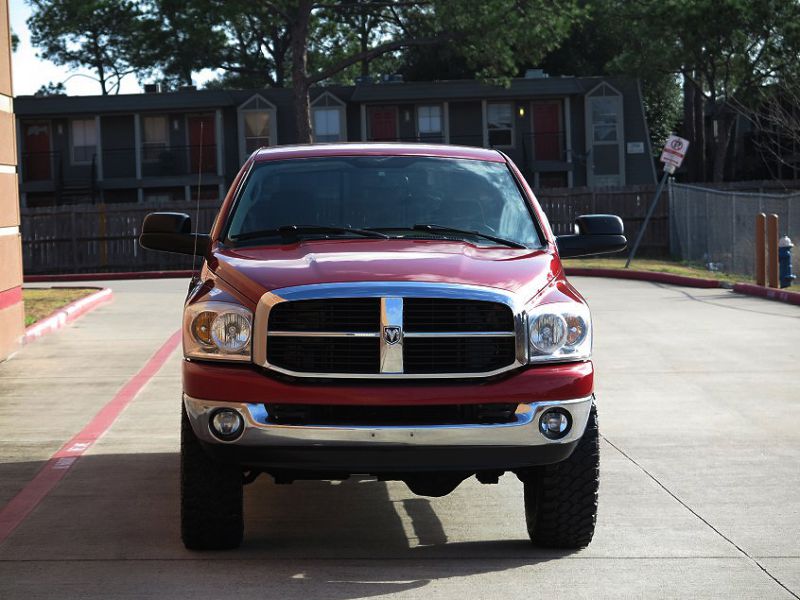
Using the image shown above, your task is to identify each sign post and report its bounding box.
[625,135,689,268]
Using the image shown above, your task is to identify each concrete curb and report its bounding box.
[564,267,723,289]
[24,287,113,344]
[24,271,194,283]
[732,283,800,306]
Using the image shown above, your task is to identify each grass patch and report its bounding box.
[562,257,751,285]
[23,288,98,327]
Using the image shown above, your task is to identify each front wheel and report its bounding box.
[522,403,599,549]
[181,405,244,550]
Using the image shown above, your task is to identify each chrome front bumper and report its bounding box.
[183,394,594,448]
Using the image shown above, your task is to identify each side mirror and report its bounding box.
[556,214,627,259]
[139,212,210,256]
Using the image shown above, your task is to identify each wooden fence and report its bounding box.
[536,184,665,256]
[20,184,666,275]
[22,200,222,274]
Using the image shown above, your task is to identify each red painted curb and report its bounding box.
[564,267,722,289]
[0,330,182,545]
[24,270,194,283]
[732,283,800,306]
[24,287,113,343]
[0,286,22,311]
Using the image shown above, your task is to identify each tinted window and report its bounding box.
[227,156,541,247]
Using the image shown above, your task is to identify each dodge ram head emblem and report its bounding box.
[383,326,402,345]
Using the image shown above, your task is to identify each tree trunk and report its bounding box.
[360,18,369,77]
[681,75,695,179]
[682,74,706,181]
[711,112,735,182]
[692,79,706,181]
[290,1,313,144]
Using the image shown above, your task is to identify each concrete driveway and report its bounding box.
[0,277,798,599]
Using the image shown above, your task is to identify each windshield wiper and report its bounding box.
[231,225,389,243]
[406,224,527,249]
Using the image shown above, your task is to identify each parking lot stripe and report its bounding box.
[0,329,182,546]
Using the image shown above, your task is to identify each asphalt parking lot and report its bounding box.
[0,277,798,599]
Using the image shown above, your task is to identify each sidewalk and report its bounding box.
[0,277,797,599]
[0,279,188,507]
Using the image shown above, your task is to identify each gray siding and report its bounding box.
[15,76,656,205]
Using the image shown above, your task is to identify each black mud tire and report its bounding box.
[523,403,599,549]
[181,405,244,550]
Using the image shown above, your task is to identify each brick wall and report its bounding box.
[0,0,24,360]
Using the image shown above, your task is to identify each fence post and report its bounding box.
[755,213,766,286]
[70,210,78,270]
[767,213,779,288]
[731,193,736,273]
[685,187,691,261]
[99,203,108,269]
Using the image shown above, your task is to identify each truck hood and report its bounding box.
[210,238,559,304]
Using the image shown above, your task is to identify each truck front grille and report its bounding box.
[267,336,380,374]
[265,403,519,426]
[265,294,519,378]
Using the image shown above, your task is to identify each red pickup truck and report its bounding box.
[140,143,626,551]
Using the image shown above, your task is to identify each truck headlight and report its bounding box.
[184,301,252,362]
[527,302,591,363]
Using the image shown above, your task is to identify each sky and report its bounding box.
[8,0,216,96]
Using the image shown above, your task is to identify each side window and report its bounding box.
[313,108,341,143]
[417,105,442,135]
[142,116,168,162]
[487,103,513,147]
[244,111,271,152]
[238,95,277,163]
[71,118,97,164]
[591,98,619,142]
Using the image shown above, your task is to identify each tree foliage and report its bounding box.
[605,0,800,181]
[25,0,800,178]
[132,0,225,88]
[27,0,142,95]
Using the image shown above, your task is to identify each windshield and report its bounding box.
[225,156,542,247]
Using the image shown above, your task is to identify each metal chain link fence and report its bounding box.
[670,182,800,277]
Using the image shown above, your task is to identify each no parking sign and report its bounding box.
[660,135,690,173]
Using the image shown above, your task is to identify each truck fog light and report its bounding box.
[210,409,244,441]
[539,409,571,439]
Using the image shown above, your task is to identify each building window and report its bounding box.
[311,92,346,143]
[586,82,624,187]
[487,103,513,147]
[238,95,277,162]
[313,108,341,142]
[243,111,271,152]
[418,105,442,135]
[71,118,97,164]
[591,97,619,142]
[142,116,168,162]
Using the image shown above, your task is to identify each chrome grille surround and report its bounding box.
[253,282,528,379]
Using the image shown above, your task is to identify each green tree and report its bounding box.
[132,0,225,89]
[34,81,66,96]
[27,0,142,95]
[541,2,681,159]
[277,0,581,143]
[608,0,800,182]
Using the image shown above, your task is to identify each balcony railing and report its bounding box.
[105,145,218,178]
[21,145,218,184]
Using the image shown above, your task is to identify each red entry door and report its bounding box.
[368,107,398,141]
[24,122,52,180]
[532,102,562,161]
[188,115,216,173]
